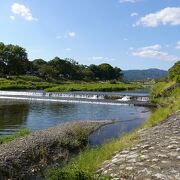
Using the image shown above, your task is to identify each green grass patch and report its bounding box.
[45,82,141,92]
[0,76,56,90]
[149,81,175,101]
[0,128,31,144]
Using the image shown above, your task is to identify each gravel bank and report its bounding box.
[0,120,113,179]
[98,111,180,179]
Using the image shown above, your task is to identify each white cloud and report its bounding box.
[10,15,15,20]
[68,32,76,37]
[89,56,115,61]
[56,32,76,39]
[64,48,72,51]
[119,0,136,3]
[176,41,180,49]
[141,44,161,50]
[91,56,104,60]
[134,7,180,27]
[124,38,128,41]
[11,3,37,21]
[132,44,178,61]
[131,12,138,17]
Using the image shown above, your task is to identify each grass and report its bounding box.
[45,82,180,180]
[149,81,176,101]
[46,130,138,180]
[0,76,141,92]
[45,82,141,92]
[0,76,56,90]
[0,128,31,144]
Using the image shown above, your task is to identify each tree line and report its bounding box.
[0,42,122,81]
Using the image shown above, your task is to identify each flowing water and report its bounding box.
[0,89,150,145]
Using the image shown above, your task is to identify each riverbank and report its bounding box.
[98,110,180,179]
[0,120,113,179]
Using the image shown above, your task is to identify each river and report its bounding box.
[0,89,151,145]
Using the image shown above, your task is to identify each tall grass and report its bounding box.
[45,83,141,92]
[46,131,138,180]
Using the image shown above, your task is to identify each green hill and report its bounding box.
[123,69,168,81]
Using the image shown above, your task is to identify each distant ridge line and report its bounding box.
[123,68,168,81]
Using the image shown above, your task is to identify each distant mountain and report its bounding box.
[122,68,168,81]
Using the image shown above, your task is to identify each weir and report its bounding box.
[0,90,151,106]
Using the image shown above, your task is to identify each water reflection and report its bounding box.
[89,118,144,146]
[0,100,29,135]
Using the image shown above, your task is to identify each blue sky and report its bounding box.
[0,0,180,70]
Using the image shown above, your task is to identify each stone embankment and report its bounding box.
[98,111,180,179]
[0,120,113,179]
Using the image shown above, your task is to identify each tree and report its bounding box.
[48,57,75,79]
[89,64,101,80]
[0,43,7,75]
[0,43,29,75]
[168,61,180,82]
[31,59,47,75]
[39,64,58,79]
[0,42,124,81]
[113,67,123,80]
[32,59,47,69]
[98,63,122,80]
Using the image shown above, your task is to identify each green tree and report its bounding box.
[0,42,7,75]
[32,59,47,69]
[48,57,75,79]
[0,42,29,75]
[168,61,180,82]
[98,63,122,80]
[39,64,58,79]
[31,59,47,75]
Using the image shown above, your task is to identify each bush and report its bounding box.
[46,168,97,180]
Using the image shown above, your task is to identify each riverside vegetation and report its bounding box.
[0,76,56,90]
[45,61,180,180]
[0,42,122,81]
[0,76,141,92]
[0,42,142,92]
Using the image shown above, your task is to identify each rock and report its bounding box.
[153,173,168,180]
[99,112,180,179]
[158,154,168,158]
[152,158,159,162]
[140,155,149,160]
[167,145,178,149]
[125,167,133,171]
[177,156,180,160]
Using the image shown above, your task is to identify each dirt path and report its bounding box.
[98,111,180,180]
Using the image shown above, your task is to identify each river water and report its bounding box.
[0,89,150,145]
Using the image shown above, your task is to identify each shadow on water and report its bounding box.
[0,101,29,135]
[89,117,146,147]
